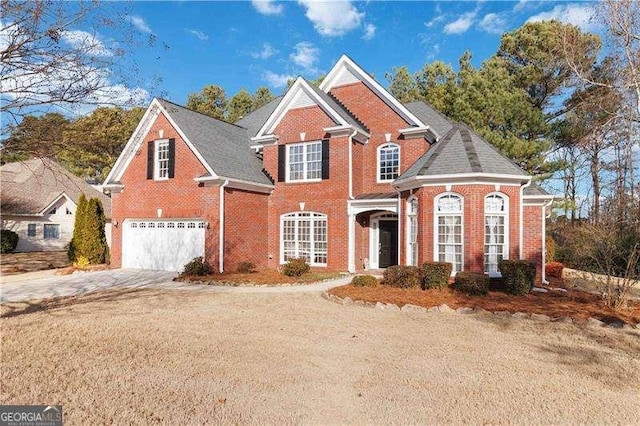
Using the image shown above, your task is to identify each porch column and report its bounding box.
[348,210,356,273]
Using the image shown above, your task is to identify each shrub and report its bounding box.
[237,261,257,273]
[499,260,536,295]
[545,236,556,263]
[420,262,452,290]
[545,261,564,278]
[351,275,378,287]
[68,195,108,264]
[0,229,19,253]
[182,256,213,276]
[454,271,489,296]
[382,265,421,289]
[74,256,90,268]
[281,258,310,277]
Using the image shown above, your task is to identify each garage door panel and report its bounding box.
[122,220,205,272]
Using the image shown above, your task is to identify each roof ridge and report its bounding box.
[324,90,369,132]
[459,127,483,173]
[157,98,248,130]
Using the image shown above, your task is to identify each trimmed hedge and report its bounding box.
[454,271,489,296]
[420,262,452,290]
[382,265,421,288]
[182,256,213,276]
[352,275,378,287]
[281,258,310,277]
[499,260,536,295]
[0,229,19,253]
[545,261,564,278]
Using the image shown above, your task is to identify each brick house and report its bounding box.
[104,55,553,280]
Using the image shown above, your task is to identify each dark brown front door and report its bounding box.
[379,220,398,268]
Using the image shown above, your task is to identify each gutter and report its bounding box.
[219,179,229,273]
[541,198,554,285]
[348,128,357,200]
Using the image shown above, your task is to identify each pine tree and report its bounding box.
[83,198,108,264]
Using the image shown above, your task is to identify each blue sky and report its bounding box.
[76,1,601,107]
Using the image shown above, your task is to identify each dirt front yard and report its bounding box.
[0,251,69,275]
[2,289,639,424]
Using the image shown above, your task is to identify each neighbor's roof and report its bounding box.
[157,99,273,186]
[403,100,454,139]
[0,158,112,217]
[399,123,528,179]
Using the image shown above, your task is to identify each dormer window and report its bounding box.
[378,143,400,182]
[147,139,175,181]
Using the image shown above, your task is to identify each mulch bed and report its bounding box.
[175,269,343,285]
[329,281,640,325]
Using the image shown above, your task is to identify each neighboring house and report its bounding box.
[0,159,112,252]
[104,55,553,280]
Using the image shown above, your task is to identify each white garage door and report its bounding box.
[122,219,206,272]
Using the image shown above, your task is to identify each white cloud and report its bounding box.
[362,23,376,40]
[290,42,319,72]
[298,0,364,36]
[186,29,209,41]
[526,3,597,31]
[251,42,277,59]
[479,13,508,34]
[126,15,152,34]
[444,10,477,34]
[263,71,292,88]
[61,30,112,57]
[425,15,446,28]
[252,0,284,16]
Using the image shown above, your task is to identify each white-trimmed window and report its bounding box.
[281,212,327,266]
[43,224,60,240]
[378,143,400,182]
[155,139,170,180]
[435,193,463,274]
[27,223,36,237]
[484,193,509,274]
[287,141,322,182]
[406,197,418,266]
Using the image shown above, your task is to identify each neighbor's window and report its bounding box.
[484,194,509,274]
[435,194,463,274]
[406,197,418,266]
[378,143,400,182]
[43,224,60,240]
[27,223,36,237]
[155,140,170,179]
[287,141,322,182]
[281,212,327,266]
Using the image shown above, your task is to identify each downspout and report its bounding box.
[519,179,532,260]
[395,186,402,267]
[219,179,229,273]
[348,128,357,200]
[347,128,357,272]
[541,198,553,285]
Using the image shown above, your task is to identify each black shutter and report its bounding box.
[321,139,330,180]
[277,145,286,182]
[168,138,175,178]
[146,141,154,180]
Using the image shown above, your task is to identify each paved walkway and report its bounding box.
[0,269,353,303]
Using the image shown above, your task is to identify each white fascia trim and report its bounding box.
[399,125,439,141]
[394,173,530,190]
[324,125,370,143]
[523,194,557,201]
[38,192,69,215]
[103,183,124,193]
[194,176,273,193]
[255,77,348,138]
[250,134,278,150]
[320,55,426,128]
[348,198,399,215]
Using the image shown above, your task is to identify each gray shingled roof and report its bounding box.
[235,96,282,138]
[523,184,551,196]
[403,100,454,139]
[0,158,112,218]
[157,99,272,186]
[399,123,528,179]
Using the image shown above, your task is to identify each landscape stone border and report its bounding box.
[321,291,640,331]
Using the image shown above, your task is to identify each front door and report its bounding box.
[378,220,398,268]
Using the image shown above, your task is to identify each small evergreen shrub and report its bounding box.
[281,258,310,277]
[0,229,19,253]
[237,261,257,273]
[545,236,556,263]
[382,265,421,289]
[499,260,536,295]
[420,262,452,290]
[182,256,213,276]
[545,261,564,278]
[352,275,378,287]
[74,256,90,268]
[454,271,489,296]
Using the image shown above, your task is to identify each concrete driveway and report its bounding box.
[0,269,353,303]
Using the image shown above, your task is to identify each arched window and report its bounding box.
[434,194,463,273]
[281,212,328,266]
[484,193,509,274]
[378,143,400,182]
[406,197,418,266]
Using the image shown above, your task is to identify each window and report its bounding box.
[406,197,418,266]
[155,140,170,179]
[66,208,72,215]
[484,194,509,274]
[43,224,60,240]
[378,143,400,182]
[49,207,57,215]
[435,194,463,274]
[287,141,322,182]
[281,212,328,266]
[27,223,36,237]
